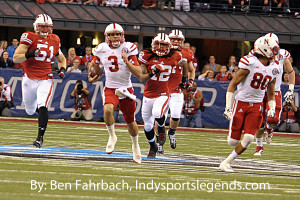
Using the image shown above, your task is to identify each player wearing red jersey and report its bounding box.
[138,33,184,158]
[220,36,279,172]
[13,14,66,148]
[88,23,142,164]
[161,29,195,153]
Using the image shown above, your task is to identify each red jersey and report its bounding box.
[168,48,194,93]
[184,90,203,114]
[20,32,60,80]
[215,73,229,81]
[81,55,95,65]
[74,89,91,111]
[66,56,81,66]
[139,50,182,98]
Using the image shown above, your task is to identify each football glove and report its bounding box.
[179,76,188,89]
[267,100,276,118]
[186,79,194,92]
[25,48,40,59]
[223,108,233,120]
[58,67,66,78]
[284,89,293,103]
[148,64,164,77]
[267,108,276,118]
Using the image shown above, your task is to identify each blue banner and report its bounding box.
[0,69,298,128]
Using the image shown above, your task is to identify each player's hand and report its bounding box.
[186,79,193,92]
[121,49,128,63]
[148,64,164,77]
[223,108,233,120]
[58,67,66,79]
[284,90,293,103]
[88,72,99,83]
[25,48,41,59]
[267,108,276,118]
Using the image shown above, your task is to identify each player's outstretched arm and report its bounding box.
[284,58,295,85]
[13,44,30,63]
[267,78,276,118]
[56,49,67,78]
[138,63,157,83]
[224,68,249,120]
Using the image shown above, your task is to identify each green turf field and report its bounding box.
[0,119,299,200]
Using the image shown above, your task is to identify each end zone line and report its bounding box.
[1,117,300,138]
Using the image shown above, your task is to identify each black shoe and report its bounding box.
[147,143,158,158]
[168,133,176,149]
[33,136,43,148]
[157,126,166,145]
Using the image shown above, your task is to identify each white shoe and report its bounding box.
[265,131,273,144]
[219,161,234,172]
[106,136,117,154]
[132,144,142,164]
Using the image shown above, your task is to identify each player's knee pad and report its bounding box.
[241,134,254,149]
[171,118,179,122]
[26,109,36,115]
[144,124,154,132]
[227,137,239,146]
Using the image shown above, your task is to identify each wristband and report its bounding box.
[289,84,294,91]
[148,71,154,78]
[226,91,234,109]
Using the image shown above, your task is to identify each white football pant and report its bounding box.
[22,75,53,115]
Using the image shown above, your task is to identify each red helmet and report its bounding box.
[151,33,171,56]
[169,29,185,49]
[33,14,53,38]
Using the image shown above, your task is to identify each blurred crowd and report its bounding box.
[2,36,300,86]
[20,0,300,17]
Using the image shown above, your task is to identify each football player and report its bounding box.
[138,33,185,158]
[253,33,295,156]
[87,23,142,164]
[220,36,279,172]
[13,14,66,148]
[160,29,195,153]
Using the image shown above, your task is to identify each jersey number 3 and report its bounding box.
[250,72,272,90]
[108,56,119,72]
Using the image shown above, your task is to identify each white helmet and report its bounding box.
[254,36,274,59]
[104,23,124,48]
[151,33,171,56]
[33,14,53,38]
[168,29,185,49]
[265,33,279,45]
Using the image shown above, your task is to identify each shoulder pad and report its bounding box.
[94,43,105,53]
[279,49,290,59]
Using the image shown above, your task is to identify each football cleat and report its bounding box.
[254,146,263,156]
[157,126,166,145]
[265,130,273,144]
[157,143,164,154]
[219,161,234,172]
[147,143,158,158]
[33,136,43,148]
[168,133,176,149]
[106,136,117,154]
[132,143,142,164]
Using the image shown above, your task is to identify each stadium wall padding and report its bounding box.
[1,68,295,128]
